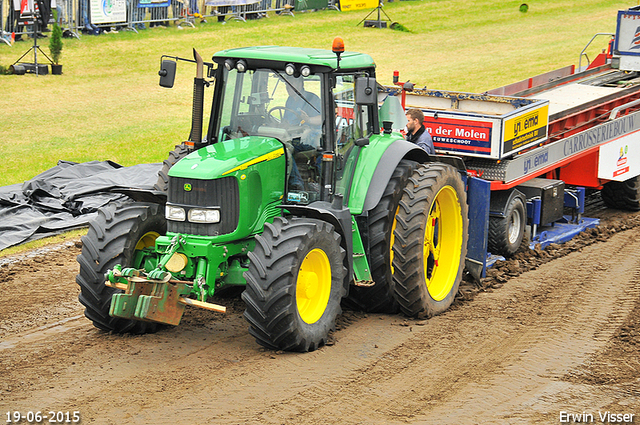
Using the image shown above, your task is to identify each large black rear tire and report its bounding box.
[242,217,347,352]
[601,176,640,211]
[154,142,191,192]
[344,160,417,313]
[392,163,468,318]
[76,201,166,333]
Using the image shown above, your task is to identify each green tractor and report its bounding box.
[76,39,469,351]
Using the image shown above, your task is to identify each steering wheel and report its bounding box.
[267,106,304,126]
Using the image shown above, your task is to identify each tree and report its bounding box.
[49,23,63,65]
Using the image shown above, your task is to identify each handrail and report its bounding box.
[609,98,640,120]
[578,33,615,71]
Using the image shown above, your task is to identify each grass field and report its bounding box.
[0,0,632,187]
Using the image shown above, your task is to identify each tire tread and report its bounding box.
[76,201,166,334]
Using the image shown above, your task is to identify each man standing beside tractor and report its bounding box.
[405,108,434,154]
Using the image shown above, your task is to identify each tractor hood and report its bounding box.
[168,137,285,180]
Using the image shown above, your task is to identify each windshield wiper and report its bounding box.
[274,70,321,115]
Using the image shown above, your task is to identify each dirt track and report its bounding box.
[1,198,639,425]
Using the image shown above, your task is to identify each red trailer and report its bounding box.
[383,6,640,276]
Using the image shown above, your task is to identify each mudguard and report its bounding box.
[489,188,526,218]
[361,139,430,213]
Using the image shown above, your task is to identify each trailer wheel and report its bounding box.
[242,217,347,352]
[154,142,191,192]
[488,195,526,257]
[601,176,640,211]
[392,163,468,318]
[76,201,166,333]
[344,159,417,313]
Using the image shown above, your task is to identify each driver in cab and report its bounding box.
[280,75,323,191]
[282,76,322,130]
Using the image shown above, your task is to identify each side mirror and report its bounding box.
[354,76,377,105]
[159,59,177,88]
[355,137,370,147]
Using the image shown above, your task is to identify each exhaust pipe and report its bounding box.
[188,48,205,149]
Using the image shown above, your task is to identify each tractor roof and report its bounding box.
[212,46,376,71]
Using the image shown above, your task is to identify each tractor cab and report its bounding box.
[208,46,380,206]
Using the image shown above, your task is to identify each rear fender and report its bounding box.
[356,139,467,215]
[360,139,429,213]
[489,189,526,218]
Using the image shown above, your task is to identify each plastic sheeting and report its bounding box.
[0,160,161,251]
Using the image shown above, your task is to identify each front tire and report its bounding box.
[242,217,347,352]
[76,201,166,333]
[392,163,468,318]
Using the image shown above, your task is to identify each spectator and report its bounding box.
[79,0,99,33]
[133,0,146,29]
[216,6,228,22]
[56,0,69,27]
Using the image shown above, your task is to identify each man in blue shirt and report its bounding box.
[282,76,322,130]
[405,108,434,155]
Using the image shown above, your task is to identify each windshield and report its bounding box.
[217,68,323,145]
[217,68,325,204]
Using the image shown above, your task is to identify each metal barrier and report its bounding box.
[1,0,305,44]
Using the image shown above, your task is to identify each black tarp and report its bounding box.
[0,160,161,251]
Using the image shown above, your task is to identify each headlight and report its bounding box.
[166,205,186,221]
[188,208,221,223]
[285,63,296,76]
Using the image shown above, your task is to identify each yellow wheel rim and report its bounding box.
[296,248,332,324]
[135,231,160,251]
[390,206,400,274]
[423,186,464,301]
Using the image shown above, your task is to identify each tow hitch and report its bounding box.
[106,265,226,326]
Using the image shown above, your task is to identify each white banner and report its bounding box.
[598,134,640,181]
[90,0,127,24]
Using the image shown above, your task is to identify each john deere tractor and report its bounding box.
[76,39,469,352]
